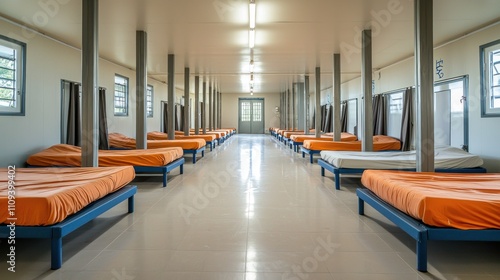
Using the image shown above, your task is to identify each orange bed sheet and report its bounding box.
[109,133,205,150]
[291,132,357,143]
[148,131,216,142]
[27,144,183,167]
[361,170,500,229]
[282,130,317,138]
[303,135,400,151]
[0,166,135,226]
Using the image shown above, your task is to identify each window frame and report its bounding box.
[146,84,154,118]
[113,74,129,116]
[0,34,26,116]
[480,39,500,117]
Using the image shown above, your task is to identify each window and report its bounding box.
[252,102,262,121]
[241,102,251,121]
[0,35,26,115]
[480,39,500,117]
[114,74,128,116]
[386,92,403,138]
[147,84,153,118]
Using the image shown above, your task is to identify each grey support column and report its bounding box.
[136,31,147,149]
[304,76,309,135]
[218,91,222,129]
[202,81,207,134]
[214,88,218,129]
[361,30,373,151]
[315,67,321,138]
[212,87,216,130]
[184,67,190,136]
[280,91,284,129]
[194,76,200,135]
[415,0,434,172]
[167,54,175,140]
[332,53,341,141]
[81,0,99,167]
[291,85,295,130]
[209,83,213,131]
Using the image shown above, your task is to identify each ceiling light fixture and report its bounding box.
[249,1,256,29]
[249,60,254,72]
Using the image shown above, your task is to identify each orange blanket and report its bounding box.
[291,132,357,143]
[109,133,205,150]
[361,170,500,229]
[303,135,400,151]
[148,131,216,142]
[27,144,183,167]
[0,166,135,226]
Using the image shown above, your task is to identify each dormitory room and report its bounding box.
[1,0,500,279]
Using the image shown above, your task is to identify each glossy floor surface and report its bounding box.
[1,135,500,280]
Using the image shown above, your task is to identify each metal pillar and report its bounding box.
[212,87,216,130]
[136,31,147,149]
[184,67,190,136]
[202,81,207,134]
[315,67,321,138]
[291,84,295,130]
[332,53,341,141]
[194,76,200,135]
[167,54,175,140]
[209,83,213,131]
[415,0,434,172]
[81,0,99,167]
[218,91,222,129]
[304,76,310,135]
[361,30,373,151]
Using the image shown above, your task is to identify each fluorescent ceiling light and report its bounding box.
[249,2,256,29]
[249,29,255,48]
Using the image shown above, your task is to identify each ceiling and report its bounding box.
[1,0,499,94]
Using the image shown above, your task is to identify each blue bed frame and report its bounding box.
[300,146,321,163]
[183,146,205,164]
[318,158,487,190]
[134,157,184,187]
[357,188,500,272]
[0,185,137,270]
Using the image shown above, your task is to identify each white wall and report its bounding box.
[341,23,500,172]
[221,92,281,132]
[0,19,166,167]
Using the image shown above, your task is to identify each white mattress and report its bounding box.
[320,146,483,169]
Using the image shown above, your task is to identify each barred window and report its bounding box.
[0,35,26,115]
[480,39,500,117]
[147,85,153,118]
[114,74,128,116]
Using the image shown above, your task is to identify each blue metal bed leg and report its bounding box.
[163,171,167,187]
[202,150,205,157]
[309,154,313,164]
[321,167,325,177]
[358,197,365,215]
[180,163,184,174]
[210,143,213,151]
[334,169,340,190]
[192,153,196,164]
[51,237,63,270]
[416,233,428,272]
[128,195,135,213]
[302,151,305,158]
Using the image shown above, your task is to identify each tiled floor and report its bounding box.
[2,134,500,280]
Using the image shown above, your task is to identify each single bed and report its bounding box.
[300,135,402,163]
[147,131,216,151]
[109,132,205,164]
[319,146,486,189]
[289,132,357,152]
[357,170,500,272]
[26,144,184,187]
[0,166,137,269]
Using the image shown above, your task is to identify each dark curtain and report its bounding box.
[163,102,169,133]
[341,102,348,132]
[66,82,81,146]
[175,104,184,131]
[98,88,109,150]
[320,105,326,132]
[323,105,332,132]
[372,94,387,135]
[400,88,413,151]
